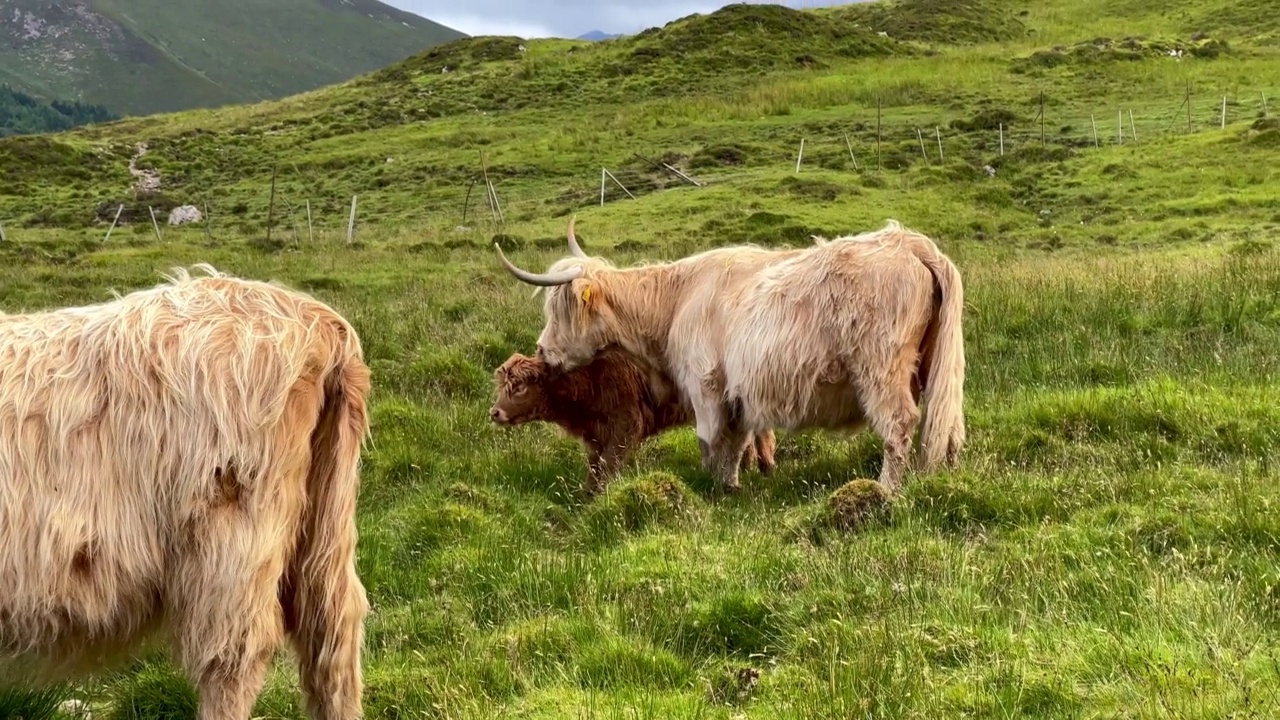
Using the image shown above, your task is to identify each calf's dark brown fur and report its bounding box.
[491,348,777,495]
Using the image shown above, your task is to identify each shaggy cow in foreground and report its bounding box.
[494,217,966,495]
[490,349,777,494]
[0,265,371,720]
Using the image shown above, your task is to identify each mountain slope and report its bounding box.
[0,0,465,117]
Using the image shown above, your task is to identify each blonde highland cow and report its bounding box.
[495,218,966,495]
[0,265,371,720]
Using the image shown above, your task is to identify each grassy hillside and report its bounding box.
[0,0,464,117]
[1,0,1280,718]
[0,0,1274,250]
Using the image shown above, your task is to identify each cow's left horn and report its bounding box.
[567,216,587,258]
[494,244,584,286]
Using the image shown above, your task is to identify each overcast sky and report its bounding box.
[385,1,864,41]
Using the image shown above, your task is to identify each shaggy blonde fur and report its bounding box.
[0,264,372,720]
[497,219,965,494]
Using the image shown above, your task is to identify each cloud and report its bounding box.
[386,1,861,40]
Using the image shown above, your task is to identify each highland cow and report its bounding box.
[0,265,371,720]
[494,217,966,495]
[491,348,776,494]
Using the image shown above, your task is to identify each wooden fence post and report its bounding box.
[843,132,859,170]
[266,163,278,244]
[876,96,882,171]
[148,206,162,242]
[103,204,123,243]
[347,194,357,244]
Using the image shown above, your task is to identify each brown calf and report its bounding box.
[491,348,776,495]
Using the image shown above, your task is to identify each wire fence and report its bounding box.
[378,85,1275,233]
[2,85,1273,242]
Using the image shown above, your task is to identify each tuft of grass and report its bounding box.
[0,685,78,720]
[105,663,198,720]
[579,472,705,545]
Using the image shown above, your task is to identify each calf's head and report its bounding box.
[494,217,620,371]
[490,353,552,425]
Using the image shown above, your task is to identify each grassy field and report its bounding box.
[2,0,1280,718]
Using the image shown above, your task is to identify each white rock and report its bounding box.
[60,699,92,718]
[167,205,203,226]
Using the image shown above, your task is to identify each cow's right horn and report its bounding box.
[567,216,587,258]
[494,244,584,286]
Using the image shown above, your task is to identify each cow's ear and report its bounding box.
[573,278,602,311]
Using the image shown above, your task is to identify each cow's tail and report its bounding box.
[288,320,372,718]
[911,234,966,472]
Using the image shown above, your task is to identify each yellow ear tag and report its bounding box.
[580,285,592,304]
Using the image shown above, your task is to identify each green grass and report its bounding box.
[0,0,464,117]
[1,222,1277,719]
[2,0,1280,716]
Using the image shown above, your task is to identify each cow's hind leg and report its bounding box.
[178,378,323,719]
[754,430,778,476]
[860,371,921,495]
[734,431,775,476]
[169,485,299,720]
[740,437,759,472]
[191,640,278,720]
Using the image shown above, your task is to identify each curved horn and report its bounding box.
[494,244,584,286]
[566,215,587,258]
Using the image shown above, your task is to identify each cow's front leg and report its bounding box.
[693,402,723,472]
[582,438,609,496]
[693,396,751,493]
[712,397,753,492]
[711,429,752,492]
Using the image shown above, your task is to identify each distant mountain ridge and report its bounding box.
[577,30,624,41]
[0,0,465,118]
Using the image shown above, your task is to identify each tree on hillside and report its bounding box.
[0,86,117,137]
